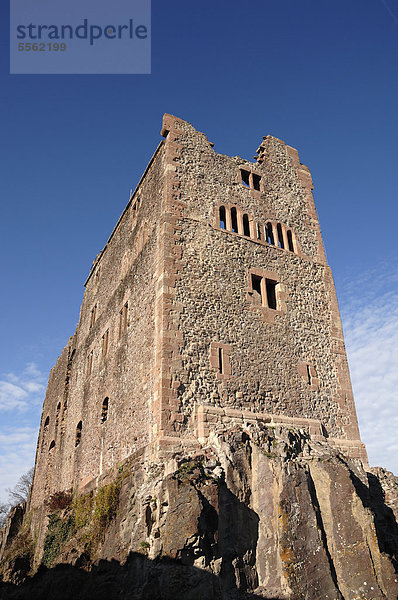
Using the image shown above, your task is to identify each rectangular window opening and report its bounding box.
[251,274,263,306]
[241,169,250,188]
[266,279,277,310]
[252,173,261,191]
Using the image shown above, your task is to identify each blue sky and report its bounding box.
[1,0,398,500]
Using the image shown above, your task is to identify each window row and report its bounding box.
[46,397,110,453]
[218,205,296,253]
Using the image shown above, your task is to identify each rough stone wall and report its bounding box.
[158,115,362,451]
[30,113,366,517]
[30,142,166,510]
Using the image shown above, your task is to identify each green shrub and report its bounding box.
[72,492,93,530]
[42,513,75,567]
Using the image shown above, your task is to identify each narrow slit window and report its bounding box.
[241,169,250,188]
[277,223,285,249]
[266,279,277,310]
[75,421,82,447]
[252,173,261,191]
[243,214,250,237]
[266,222,275,245]
[287,230,294,252]
[231,207,239,233]
[87,351,93,376]
[49,440,55,451]
[256,223,262,240]
[306,365,312,386]
[101,397,109,423]
[251,274,263,306]
[55,402,61,427]
[102,329,109,358]
[119,302,128,336]
[218,347,223,375]
[219,206,226,229]
[44,416,49,429]
[89,304,97,329]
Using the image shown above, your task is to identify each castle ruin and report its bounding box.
[29,113,367,510]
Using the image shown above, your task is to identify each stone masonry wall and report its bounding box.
[30,142,166,510]
[158,115,362,450]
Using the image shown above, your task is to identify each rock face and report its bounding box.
[0,424,397,599]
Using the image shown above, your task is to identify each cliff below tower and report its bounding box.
[1,423,397,599]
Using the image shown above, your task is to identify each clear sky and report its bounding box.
[1,0,398,501]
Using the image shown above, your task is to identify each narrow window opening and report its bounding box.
[95,266,101,282]
[49,440,55,451]
[87,351,93,376]
[218,347,223,375]
[243,214,250,237]
[219,206,226,229]
[306,365,312,386]
[266,279,277,310]
[241,169,250,188]
[251,274,263,306]
[102,329,109,358]
[119,302,128,336]
[266,222,275,245]
[89,304,97,329]
[256,223,262,240]
[252,173,261,191]
[55,403,61,427]
[277,223,285,249]
[287,230,294,252]
[75,421,82,447]
[230,207,238,233]
[44,416,49,429]
[101,397,109,424]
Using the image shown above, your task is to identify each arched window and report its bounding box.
[230,207,238,233]
[49,440,55,451]
[287,230,294,252]
[75,421,82,447]
[101,397,109,424]
[243,214,250,237]
[277,223,285,249]
[266,222,274,245]
[44,416,49,429]
[219,206,226,229]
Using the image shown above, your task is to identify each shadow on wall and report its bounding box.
[0,551,283,600]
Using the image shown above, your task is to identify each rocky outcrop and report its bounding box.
[0,424,397,599]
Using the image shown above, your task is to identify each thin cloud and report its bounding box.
[340,265,398,475]
[0,362,45,411]
[0,426,37,503]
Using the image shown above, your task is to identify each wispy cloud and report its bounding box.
[0,426,37,503]
[340,265,398,475]
[0,363,44,502]
[0,362,45,411]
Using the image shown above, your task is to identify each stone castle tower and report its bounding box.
[29,114,367,511]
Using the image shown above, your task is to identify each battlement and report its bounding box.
[29,115,366,510]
